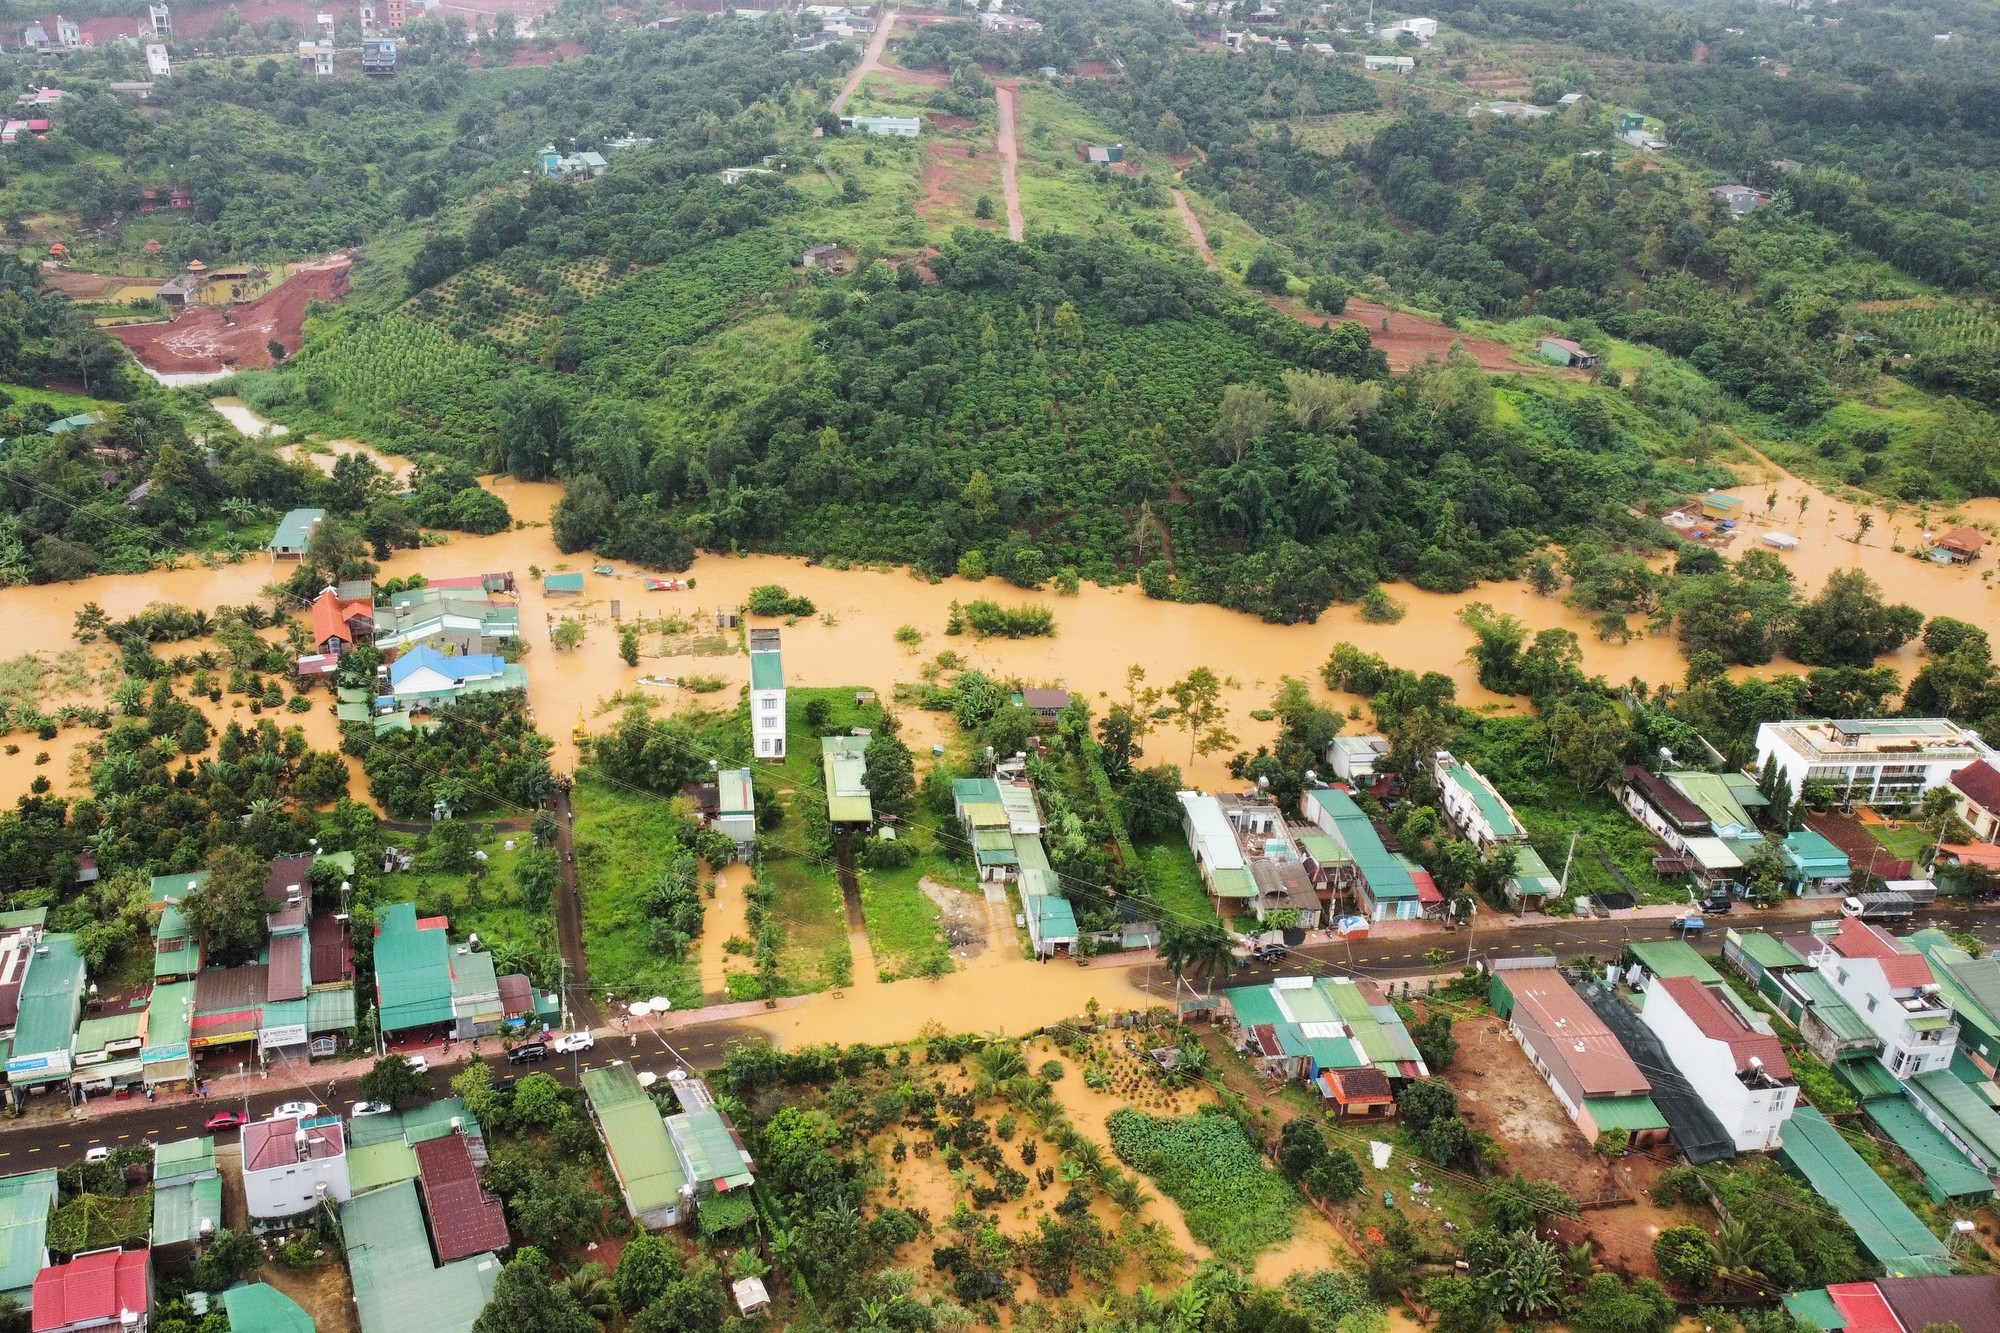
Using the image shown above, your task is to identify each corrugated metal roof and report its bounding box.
[10,934,83,1073]
[582,1063,687,1218]
[414,1134,510,1262]
[0,1169,56,1300]
[1909,1071,2000,1168]
[1582,1095,1669,1132]
[1628,938,1724,985]
[1792,970,1875,1044]
[748,645,783,689]
[152,1173,223,1246]
[153,1135,215,1186]
[307,987,356,1033]
[1862,1096,1995,1201]
[347,1141,420,1195]
[1303,789,1415,900]
[1732,930,1809,972]
[145,980,193,1055]
[270,508,325,550]
[1777,1108,1955,1276]
[343,1179,500,1333]
[374,903,455,1032]
[153,903,200,978]
[222,1282,316,1333]
[669,1105,752,1189]
[1669,772,1760,832]
[1442,759,1520,837]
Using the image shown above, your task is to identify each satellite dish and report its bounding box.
[648,996,672,1012]
[628,1001,652,1017]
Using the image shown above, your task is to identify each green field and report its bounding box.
[570,773,702,1008]
[1139,838,1220,930]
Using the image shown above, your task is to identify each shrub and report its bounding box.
[746,585,815,617]
[961,599,1055,638]
[1106,1108,1296,1263]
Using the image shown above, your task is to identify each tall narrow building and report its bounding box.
[749,628,785,761]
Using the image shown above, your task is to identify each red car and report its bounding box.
[205,1111,247,1132]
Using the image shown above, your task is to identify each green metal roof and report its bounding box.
[1861,1096,1996,1202]
[1785,829,1851,878]
[1028,894,1078,940]
[1784,1288,1845,1332]
[152,1174,223,1247]
[307,987,357,1033]
[1510,844,1562,897]
[1013,835,1052,878]
[749,646,782,689]
[149,871,206,906]
[373,903,455,1032]
[582,1063,687,1219]
[1627,938,1723,985]
[668,1105,752,1190]
[541,571,584,592]
[1834,1052,1902,1101]
[1582,1095,1669,1132]
[10,934,83,1081]
[346,1098,482,1148]
[346,1141,420,1195]
[1910,1070,2000,1169]
[343,1180,500,1333]
[153,903,200,978]
[1208,865,1255,899]
[1304,789,1415,900]
[270,508,326,550]
[145,980,193,1057]
[0,1170,57,1303]
[820,736,873,823]
[74,1009,144,1056]
[1442,759,1520,837]
[222,1283,317,1333]
[1793,970,1876,1045]
[1296,832,1347,866]
[1776,1108,1955,1277]
[153,1136,215,1186]
[1668,771,1760,831]
[1223,985,1283,1029]
[1910,929,2000,1041]
[1730,930,1809,972]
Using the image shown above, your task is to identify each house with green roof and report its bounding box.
[70,1008,146,1094]
[668,1104,754,1195]
[143,980,194,1089]
[748,627,785,761]
[343,1179,501,1333]
[820,735,873,827]
[1505,845,1564,911]
[1784,828,1852,894]
[221,1283,316,1333]
[152,903,201,981]
[581,1063,688,1229]
[152,1137,222,1268]
[149,871,206,909]
[953,777,1021,881]
[0,1169,57,1313]
[1432,751,1523,850]
[346,1098,484,1195]
[1011,836,1078,958]
[373,904,455,1036]
[1778,1108,1955,1276]
[1908,927,2000,1077]
[269,508,326,557]
[1220,975,1429,1102]
[1905,1069,2000,1178]
[1299,788,1425,921]
[5,934,84,1097]
[1177,791,1254,910]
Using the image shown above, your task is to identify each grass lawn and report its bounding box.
[858,827,969,978]
[1138,838,1219,929]
[375,828,555,972]
[570,773,702,1009]
[761,852,849,993]
[1865,819,1934,865]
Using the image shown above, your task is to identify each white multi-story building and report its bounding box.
[1755,718,1994,810]
[1642,975,1798,1152]
[1378,16,1437,41]
[242,1115,350,1219]
[144,43,170,77]
[748,629,785,760]
[1809,918,1958,1079]
[1432,751,1524,849]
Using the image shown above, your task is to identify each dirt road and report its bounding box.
[1172,189,1218,271]
[550,784,602,1029]
[994,81,1026,242]
[831,12,895,114]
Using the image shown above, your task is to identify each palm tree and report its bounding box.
[1159,921,1237,995]
[971,1040,1027,1099]
[729,1249,770,1281]
[561,1263,615,1324]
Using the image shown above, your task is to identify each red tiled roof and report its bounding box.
[1411,869,1443,905]
[267,933,306,1003]
[1021,688,1070,710]
[1504,973,1651,1097]
[31,1247,151,1333]
[413,1134,511,1262]
[310,587,371,647]
[1828,917,1934,989]
[1951,759,2000,815]
[1322,1066,1393,1105]
[243,1117,344,1172]
[1942,842,2000,870]
[1655,975,1792,1080]
[1937,526,1987,555]
[414,916,450,933]
[309,914,351,986]
[1827,1282,1905,1333]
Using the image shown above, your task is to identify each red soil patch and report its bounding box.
[1272,295,1524,374]
[466,39,583,67]
[928,113,979,132]
[1071,60,1113,78]
[874,63,950,87]
[917,141,998,227]
[111,257,350,375]
[40,268,148,301]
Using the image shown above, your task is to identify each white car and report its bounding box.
[351,1101,393,1118]
[83,1147,110,1164]
[403,1055,429,1075]
[552,1031,595,1054]
[273,1101,319,1121]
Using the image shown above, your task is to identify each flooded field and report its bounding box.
[12,408,2000,808]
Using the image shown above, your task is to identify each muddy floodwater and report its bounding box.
[10,414,2000,804]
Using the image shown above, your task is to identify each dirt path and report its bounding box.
[550,783,601,1028]
[695,863,756,1000]
[831,12,895,114]
[994,81,1026,242]
[1172,189,1218,271]
[834,834,880,981]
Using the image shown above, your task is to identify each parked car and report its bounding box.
[351,1101,393,1118]
[403,1055,429,1075]
[83,1147,109,1164]
[1673,915,1706,935]
[272,1101,320,1120]
[508,1042,550,1065]
[552,1031,595,1053]
[1701,888,1734,915]
[205,1110,247,1132]
[1249,943,1287,962]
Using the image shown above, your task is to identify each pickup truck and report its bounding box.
[1841,892,1916,921]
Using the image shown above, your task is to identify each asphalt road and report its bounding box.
[13,901,2000,1169]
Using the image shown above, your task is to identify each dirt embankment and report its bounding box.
[110,258,350,375]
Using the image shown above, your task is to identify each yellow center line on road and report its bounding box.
[27,1148,39,1153]
[56,1144,68,1150]
[117,1133,130,1140]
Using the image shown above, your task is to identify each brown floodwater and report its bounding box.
[17,414,2000,807]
